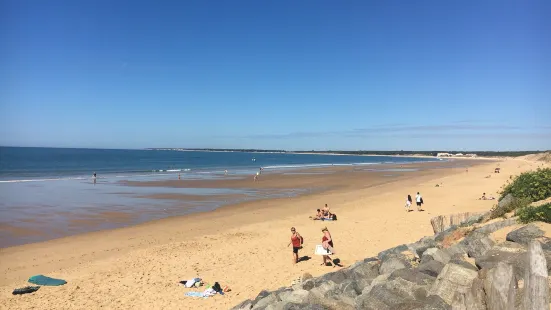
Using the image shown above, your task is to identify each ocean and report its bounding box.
[0,147,438,247]
[0,147,436,182]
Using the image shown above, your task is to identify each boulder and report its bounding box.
[355,278,429,310]
[279,289,310,305]
[483,262,516,310]
[378,244,409,260]
[252,292,279,310]
[475,249,525,280]
[523,241,549,310]
[362,274,391,295]
[408,237,438,259]
[448,257,478,272]
[388,268,436,286]
[506,224,545,245]
[421,248,451,265]
[317,269,348,285]
[460,235,495,258]
[475,218,517,234]
[301,279,315,291]
[232,299,254,310]
[379,254,412,274]
[346,258,380,289]
[451,277,486,310]
[417,260,445,278]
[428,263,478,305]
[309,281,338,299]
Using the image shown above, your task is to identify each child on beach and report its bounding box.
[405,194,412,211]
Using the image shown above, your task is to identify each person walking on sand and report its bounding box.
[416,192,423,211]
[254,171,260,182]
[405,194,412,212]
[288,227,303,264]
[321,227,335,266]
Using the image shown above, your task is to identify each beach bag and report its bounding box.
[332,214,337,221]
[421,198,424,204]
[300,235,304,245]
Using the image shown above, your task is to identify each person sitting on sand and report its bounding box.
[322,204,332,217]
[309,209,323,220]
[479,192,496,200]
[287,227,303,264]
[321,227,335,266]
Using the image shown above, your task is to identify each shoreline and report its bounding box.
[2,157,543,309]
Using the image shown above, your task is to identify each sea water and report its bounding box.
[0,147,437,246]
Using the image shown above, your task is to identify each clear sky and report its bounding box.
[1,1,550,151]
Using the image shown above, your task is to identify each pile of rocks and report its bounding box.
[231,219,551,309]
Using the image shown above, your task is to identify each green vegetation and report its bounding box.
[516,203,551,224]
[500,168,551,202]
[489,197,531,220]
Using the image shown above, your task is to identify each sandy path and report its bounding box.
[0,158,543,309]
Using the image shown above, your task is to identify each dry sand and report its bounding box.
[0,157,546,309]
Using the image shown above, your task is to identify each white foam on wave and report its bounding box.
[262,162,378,170]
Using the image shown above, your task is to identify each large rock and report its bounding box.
[475,249,525,280]
[421,248,452,265]
[355,278,429,309]
[408,237,438,259]
[428,263,478,305]
[483,262,516,310]
[346,258,380,289]
[524,241,549,310]
[232,299,254,310]
[279,289,310,304]
[506,224,545,245]
[379,254,412,274]
[459,235,495,258]
[252,292,279,310]
[389,268,436,286]
[451,277,486,310]
[417,260,445,278]
[378,244,409,260]
[475,218,518,234]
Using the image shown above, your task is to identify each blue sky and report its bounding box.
[1,1,550,151]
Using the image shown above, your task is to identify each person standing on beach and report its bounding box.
[321,227,335,266]
[178,173,181,180]
[254,171,259,182]
[93,172,97,178]
[416,192,423,211]
[288,227,303,264]
[405,194,412,212]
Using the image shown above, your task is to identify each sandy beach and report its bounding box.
[0,157,547,309]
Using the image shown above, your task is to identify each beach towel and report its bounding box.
[28,275,67,286]
[314,244,332,256]
[185,288,219,298]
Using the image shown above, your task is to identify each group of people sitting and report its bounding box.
[309,204,337,221]
[479,192,496,200]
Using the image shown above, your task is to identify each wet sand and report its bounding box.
[1,158,544,309]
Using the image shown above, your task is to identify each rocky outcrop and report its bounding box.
[231,219,551,310]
